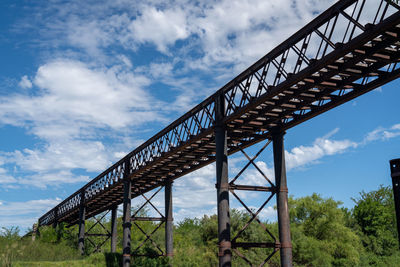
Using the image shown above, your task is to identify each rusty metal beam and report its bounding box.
[165,179,174,257]
[272,130,292,267]
[215,94,231,266]
[78,190,86,255]
[390,158,400,249]
[111,206,117,253]
[122,159,132,267]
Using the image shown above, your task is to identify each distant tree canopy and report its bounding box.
[1,185,400,266]
[352,185,399,262]
[289,193,363,266]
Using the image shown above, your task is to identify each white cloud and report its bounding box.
[236,205,276,222]
[129,6,189,53]
[0,168,17,184]
[1,59,162,134]
[9,140,108,173]
[174,164,216,210]
[18,75,32,89]
[0,59,170,188]
[0,198,60,230]
[363,124,400,143]
[17,171,89,189]
[285,130,358,170]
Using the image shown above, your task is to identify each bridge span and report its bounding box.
[37,0,400,266]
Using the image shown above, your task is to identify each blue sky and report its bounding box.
[0,0,399,233]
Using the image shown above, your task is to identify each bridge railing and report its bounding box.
[39,0,400,227]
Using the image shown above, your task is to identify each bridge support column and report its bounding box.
[111,206,118,253]
[215,94,231,267]
[32,223,38,242]
[390,158,400,249]
[272,130,293,267]
[78,190,86,255]
[165,179,174,257]
[53,207,58,229]
[122,160,132,267]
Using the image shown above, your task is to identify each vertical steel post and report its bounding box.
[78,189,86,255]
[53,207,58,229]
[111,205,118,253]
[390,158,400,249]
[165,179,174,257]
[272,130,293,267]
[32,223,37,242]
[215,94,231,267]
[122,159,132,267]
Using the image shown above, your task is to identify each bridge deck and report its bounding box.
[39,0,400,226]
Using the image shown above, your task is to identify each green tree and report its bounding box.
[352,185,399,265]
[289,193,363,267]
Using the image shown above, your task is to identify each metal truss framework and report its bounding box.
[131,187,166,257]
[228,140,280,266]
[85,211,112,254]
[75,204,118,255]
[36,0,400,266]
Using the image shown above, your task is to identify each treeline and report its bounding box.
[0,185,399,266]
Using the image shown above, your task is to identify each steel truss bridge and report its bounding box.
[36,0,400,266]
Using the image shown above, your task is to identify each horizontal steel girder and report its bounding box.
[40,0,400,226]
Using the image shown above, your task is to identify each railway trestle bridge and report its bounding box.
[36,0,400,266]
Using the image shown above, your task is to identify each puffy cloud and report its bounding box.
[9,140,108,173]
[17,171,89,189]
[0,198,60,230]
[363,124,400,143]
[0,59,162,135]
[285,137,358,170]
[129,7,189,53]
[18,75,32,89]
[0,59,168,188]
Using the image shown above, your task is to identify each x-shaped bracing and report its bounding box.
[229,140,280,266]
[131,186,166,257]
[85,210,112,253]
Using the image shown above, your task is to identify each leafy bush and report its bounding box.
[3,186,400,266]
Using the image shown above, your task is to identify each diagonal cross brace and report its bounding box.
[131,187,166,257]
[85,210,112,253]
[229,139,280,267]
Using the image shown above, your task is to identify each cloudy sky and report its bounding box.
[1,0,400,233]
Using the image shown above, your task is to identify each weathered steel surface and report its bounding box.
[78,190,86,255]
[390,158,400,249]
[165,179,174,257]
[273,131,293,267]
[39,0,400,234]
[111,206,117,253]
[122,160,132,267]
[215,94,232,266]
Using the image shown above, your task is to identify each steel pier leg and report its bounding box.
[215,95,231,267]
[111,206,118,253]
[165,179,174,258]
[272,130,293,267]
[53,207,58,229]
[122,165,132,267]
[78,190,86,255]
[390,158,400,249]
[32,223,37,242]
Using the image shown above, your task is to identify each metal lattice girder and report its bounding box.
[40,0,400,228]
[85,210,112,253]
[131,187,166,257]
[229,140,279,266]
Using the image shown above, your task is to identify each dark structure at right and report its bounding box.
[38,0,400,266]
[390,158,400,249]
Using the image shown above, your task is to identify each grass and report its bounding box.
[13,253,107,267]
